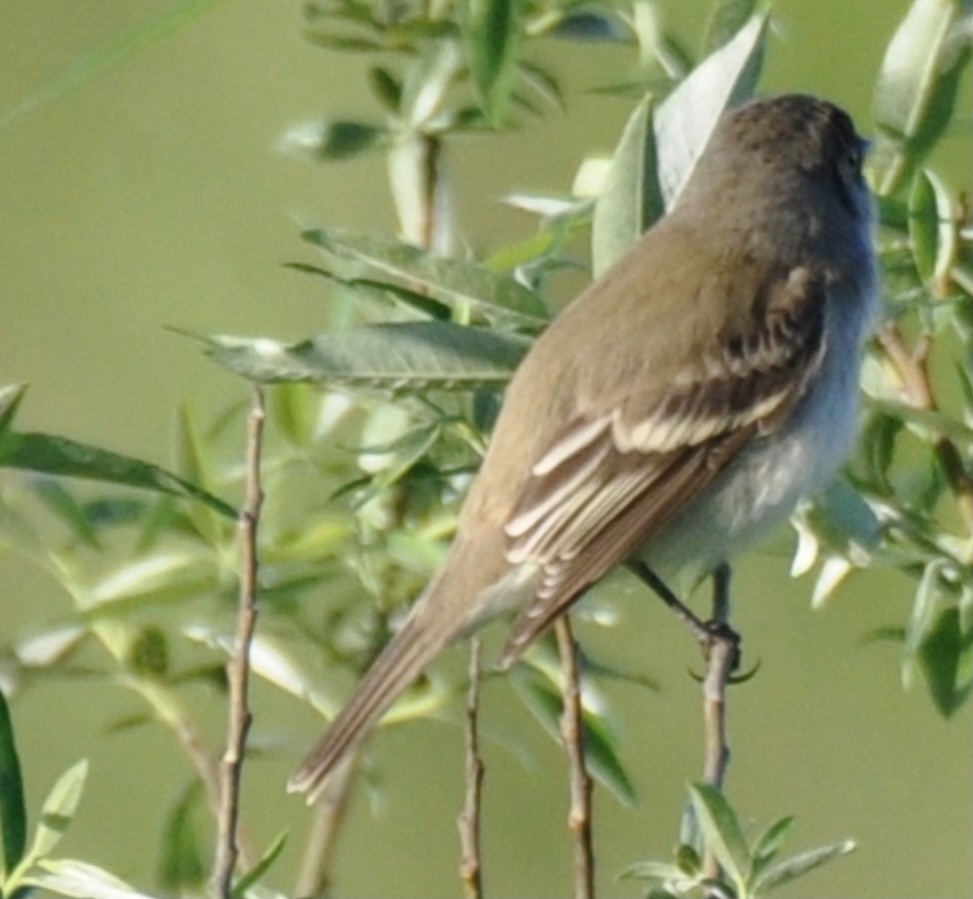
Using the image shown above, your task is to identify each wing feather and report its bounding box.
[497,264,828,664]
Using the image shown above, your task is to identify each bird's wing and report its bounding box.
[497,265,829,665]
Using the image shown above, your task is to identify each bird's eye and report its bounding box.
[848,137,870,175]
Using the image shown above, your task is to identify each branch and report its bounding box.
[697,564,740,887]
[554,616,595,899]
[295,754,360,897]
[211,387,265,899]
[457,637,485,899]
[877,321,973,534]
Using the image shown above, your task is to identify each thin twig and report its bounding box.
[295,754,360,898]
[554,616,595,899]
[700,564,739,882]
[457,637,485,899]
[211,387,266,899]
[628,562,740,885]
[877,321,973,535]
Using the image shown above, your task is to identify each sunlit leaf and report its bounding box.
[199,322,530,391]
[871,0,973,197]
[0,383,27,435]
[702,0,759,56]
[26,858,156,899]
[26,760,89,862]
[687,782,749,891]
[592,96,664,277]
[302,227,548,325]
[654,12,768,207]
[754,839,856,893]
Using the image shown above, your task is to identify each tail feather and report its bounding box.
[288,605,451,802]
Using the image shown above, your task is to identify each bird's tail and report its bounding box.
[287,596,453,802]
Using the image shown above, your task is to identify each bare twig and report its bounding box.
[211,387,266,899]
[877,321,973,535]
[554,616,595,899]
[700,564,739,886]
[457,637,485,899]
[629,562,740,885]
[295,754,360,898]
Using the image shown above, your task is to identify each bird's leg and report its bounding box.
[627,561,740,667]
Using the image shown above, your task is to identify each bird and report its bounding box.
[289,93,878,801]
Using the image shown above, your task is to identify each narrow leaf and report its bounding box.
[2,0,232,128]
[303,227,549,325]
[0,432,235,519]
[510,669,636,806]
[198,322,531,391]
[654,12,768,208]
[26,760,89,862]
[687,782,750,891]
[872,0,973,197]
[462,0,521,123]
[702,0,759,56]
[27,858,156,899]
[919,606,972,716]
[592,96,664,277]
[755,839,856,893]
[231,831,288,898]
[157,783,205,892]
[0,689,27,879]
[0,384,27,435]
[277,119,385,161]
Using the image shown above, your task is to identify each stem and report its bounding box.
[700,564,739,885]
[877,321,973,539]
[457,638,485,899]
[295,755,360,898]
[210,387,265,899]
[554,616,595,899]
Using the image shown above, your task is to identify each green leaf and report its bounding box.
[231,831,288,898]
[903,558,949,687]
[0,688,27,880]
[509,668,636,806]
[1,0,233,129]
[27,479,102,549]
[654,12,768,208]
[754,839,856,893]
[26,858,156,899]
[871,0,973,197]
[401,39,464,128]
[368,66,403,111]
[749,815,795,883]
[284,262,452,320]
[0,432,235,519]
[157,782,205,892]
[0,384,27,436]
[462,0,521,123]
[687,782,749,892]
[199,322,531,391]
[591,96,664,277]
[279,119,386,161]
[702,0,759,56]
[909,170,940,282]
[26,760,89,863]
[302,227,549,326]
[919,606,972,716]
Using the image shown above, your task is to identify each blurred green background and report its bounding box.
[1,1,970,897]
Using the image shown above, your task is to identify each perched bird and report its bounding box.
[290,94,877,800]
